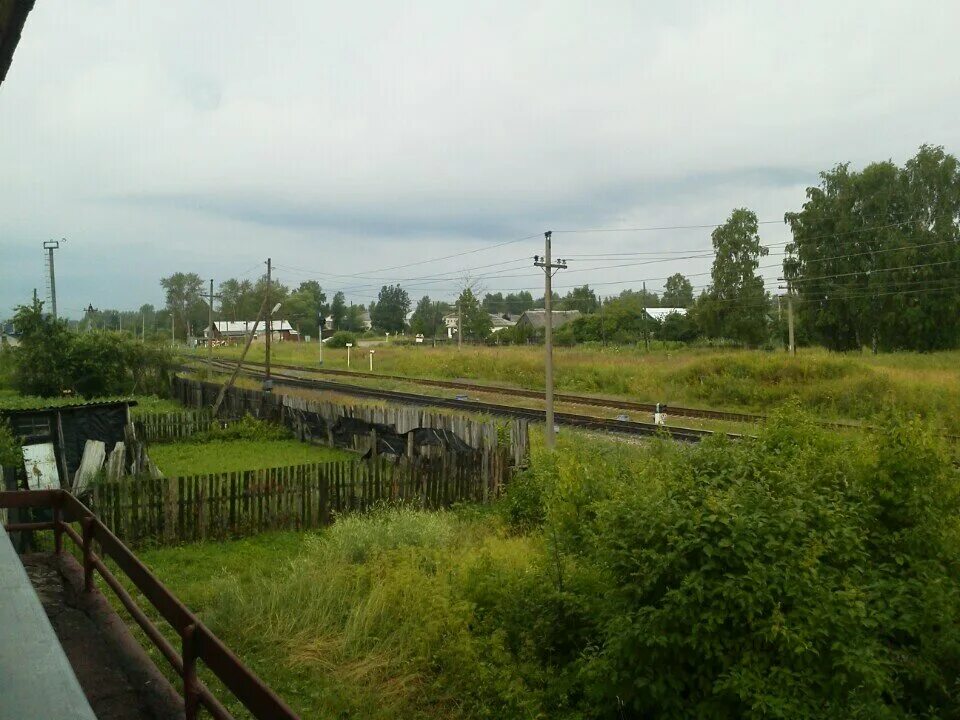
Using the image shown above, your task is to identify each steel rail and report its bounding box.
[192,360,729,443]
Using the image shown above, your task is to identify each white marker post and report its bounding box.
[369,349,375,371]
[346,342,353,368]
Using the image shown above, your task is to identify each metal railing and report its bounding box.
[0,489,299,720]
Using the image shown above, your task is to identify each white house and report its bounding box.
[645,307,688,321]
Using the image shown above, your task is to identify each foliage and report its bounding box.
[558,285,599,314]
[160,272,206,339]
[662,272,695,307]
[0,418,23,468]
[328,291,348,331]
[784,145,960,351]
[186,414,292,444]
[370,284,411,333]
[409,295,450,337]
[697,208,771,346]
[325,330,357,348]
[343,304,369,333]
[456,287,491,341]
[8,300,174,398]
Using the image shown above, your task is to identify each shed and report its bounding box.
[0,399,136,487]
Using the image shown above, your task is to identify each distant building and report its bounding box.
[443,313,459,339]
[515,309,582,331]
[206,320,299,344]
[323,312,372,332]
[488,313,516,333]
[645,307,688,321]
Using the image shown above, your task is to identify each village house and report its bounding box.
[514,309,582,332]
[205,320,299,345]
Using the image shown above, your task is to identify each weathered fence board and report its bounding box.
[91,450,508,546]
[134,409,217,443]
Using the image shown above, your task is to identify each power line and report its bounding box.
[552,220,785,234]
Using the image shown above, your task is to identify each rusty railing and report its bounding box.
[0,489,299,720]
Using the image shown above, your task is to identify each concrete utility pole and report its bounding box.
[43,239,64,319]
[534,231,567,450]
[264,258,273,392]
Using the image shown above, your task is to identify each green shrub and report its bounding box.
[187,414,291,444]
[0,419,23,469]
[326,331,357,348]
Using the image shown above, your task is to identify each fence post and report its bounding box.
[82,517,95,593]
[183,623,200,720]
[53,501,63,555]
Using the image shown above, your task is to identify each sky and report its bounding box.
[2,0,959,319]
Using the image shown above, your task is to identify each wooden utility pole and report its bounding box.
[212,295,268,417]
[787,283,796,356]
[202,279,221,369]
[534,231,567,450]
[457,302,462,349]
[642,281,650,351]
[264,258,272,392]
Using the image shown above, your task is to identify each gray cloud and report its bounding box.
[1,1,959,316]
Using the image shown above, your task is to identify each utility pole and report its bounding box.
[171,313,175,347]
[457,302,462,349]
[202,279,222,370]
[264,258,272,392]
[318,311,324,365]
[534,231,567,450]
[642,282,650,351]
[43,239,64,319]
[787,285,796,356]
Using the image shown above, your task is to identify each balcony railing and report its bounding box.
[0,489,299,720]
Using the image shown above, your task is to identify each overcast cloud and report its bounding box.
[2,1,959,317]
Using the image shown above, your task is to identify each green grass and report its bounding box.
[194,343,960,433]
[149,439,355,476]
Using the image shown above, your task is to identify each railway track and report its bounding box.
[196,355,764,424]
[189,360,732,443]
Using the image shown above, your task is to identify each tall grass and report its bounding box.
[203,343,960,432]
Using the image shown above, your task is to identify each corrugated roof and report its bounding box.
[646,307,688,321]
[211,320,297,334]
[517,309,582,329]
[0,398,137,414]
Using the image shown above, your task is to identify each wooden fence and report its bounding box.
[133,409,217,443]
[90,451,509,546]
[171,375,530,466]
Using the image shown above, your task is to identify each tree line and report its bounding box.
[148,144,958,352]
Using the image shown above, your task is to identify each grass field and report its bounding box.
[149,439,355,476]
[197,343,960,434]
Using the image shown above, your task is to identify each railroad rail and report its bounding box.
[190,360,729,443]
[195,355,763,424]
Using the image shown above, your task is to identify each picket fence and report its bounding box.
[90,451,509,546]
[133,409,217,443]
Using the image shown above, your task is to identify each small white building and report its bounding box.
[645,308,688,321]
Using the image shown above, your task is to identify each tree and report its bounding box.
[482,292,505,314]
[701,208,770,346]
[785,145,960,351]
[329,292,347,331]
[160,272,204,339]
[662,273,694,308]
[219,278,255,321]
[283,281,327,338]
[370,285,411,333]
[457,287,491,341]
[343,304,368,333]
[561,285,599,314]
[410,296,449,337]
[505,291,535,315]
[11,298,73,396]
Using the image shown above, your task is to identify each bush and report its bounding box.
[187,414,291,444]
[326,331,357,348]
[0,419,23,469]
